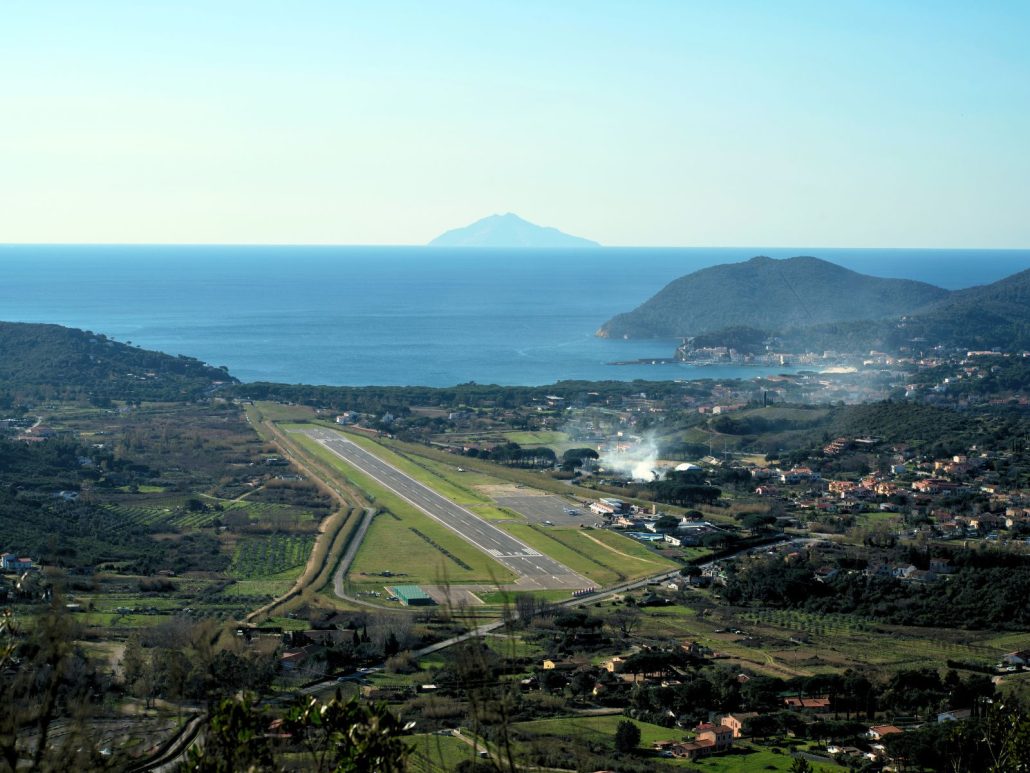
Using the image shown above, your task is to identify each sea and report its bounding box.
[1,246,1027,388]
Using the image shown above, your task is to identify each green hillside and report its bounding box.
[776,268,1030,352]
[0,321,237,403]
[597,255,949,339]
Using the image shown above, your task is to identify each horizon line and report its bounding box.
[1,242,1029,251]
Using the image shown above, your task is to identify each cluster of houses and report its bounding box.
[746,443,1030,544]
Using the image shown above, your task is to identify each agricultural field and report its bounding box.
[229,534,315,579]
[598,591,1021,680]
[511,714,844,771]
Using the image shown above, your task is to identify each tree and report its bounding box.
[181,695,275,773]
[182,692,411,772]
[608,606,642,637]
[655,514,680,531]
[614,719,641,753]
[790,757,813,773]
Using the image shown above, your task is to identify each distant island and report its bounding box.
[428,212,600,248]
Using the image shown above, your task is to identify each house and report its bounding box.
[0,554,34,572]
[671,723,734,760]
[603,656,627,673]
[682,641,712,658]
[828,480,858,495]
[867,724,904,740]
[784,695,831,711]
[279,649,310,671]
[720,712,758,738]
[664,534,682,547]
[937,708,972,723]
[1002,651,1030,667]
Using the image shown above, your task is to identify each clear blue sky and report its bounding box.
[1,1,1027,246]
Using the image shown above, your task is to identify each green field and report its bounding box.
[501,430,572,449]
[408,733,481,773]
[512,715,844,771]
[498,523,678,585]
[221,577,296,598]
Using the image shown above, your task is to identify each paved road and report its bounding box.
[299,429,588,590]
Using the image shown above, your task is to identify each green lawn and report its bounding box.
[688,743,844,772]
[476,588,574,606]
[497,523,678,586]
[501,430,572,450]
[513,714,681,748]
[498,522,622,585]
[580,527,683,574]
[512,715,844,771]
[408,733,480,773]
[347,510,516,587]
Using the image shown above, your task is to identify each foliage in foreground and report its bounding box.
[181,691,411,773]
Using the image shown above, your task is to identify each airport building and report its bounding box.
[390,584,436,606]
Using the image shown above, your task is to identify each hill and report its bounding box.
[901,267,1030,349]
[428,212,600,248]
[0,322,237,403]
[597,256,949,339]
[777,268,1030,352]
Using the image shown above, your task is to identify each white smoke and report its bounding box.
[599,432,664,481]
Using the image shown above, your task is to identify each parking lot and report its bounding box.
[494,494,586,526]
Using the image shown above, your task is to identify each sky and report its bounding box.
[1,1,1028,247]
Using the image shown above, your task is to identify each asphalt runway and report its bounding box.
[299,429,588,590]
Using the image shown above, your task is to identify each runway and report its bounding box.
[298,429,589,590]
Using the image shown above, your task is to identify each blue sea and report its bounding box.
[1,246,1027,387]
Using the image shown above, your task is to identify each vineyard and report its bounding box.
[739,608,875,635]
[230,534,315,579]
[102,498,316,531]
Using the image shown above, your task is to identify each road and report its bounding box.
[298,428,588,590]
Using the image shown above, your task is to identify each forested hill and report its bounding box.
[899,267,1030,350]
[597,256,949,339]
[776,268,1030,353]
[0,322,236,403]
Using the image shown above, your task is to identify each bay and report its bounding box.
[0,245,1026,387]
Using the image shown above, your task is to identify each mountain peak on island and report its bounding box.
[428,213,600,248]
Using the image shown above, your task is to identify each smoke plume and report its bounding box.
[599,432,663,481]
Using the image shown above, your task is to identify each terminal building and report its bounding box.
[589,498,628,516]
